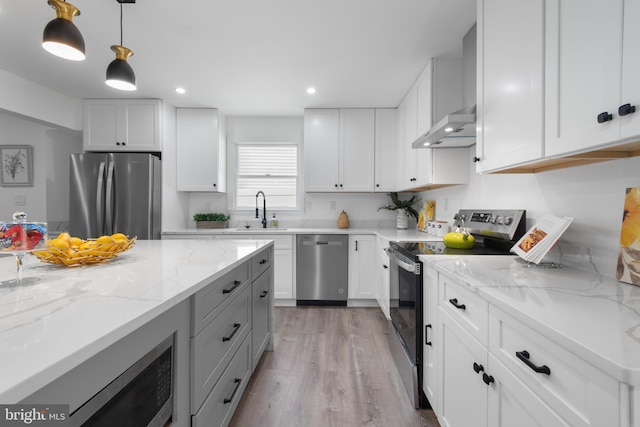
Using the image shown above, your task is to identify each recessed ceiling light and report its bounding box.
[306,87,316,94]
[175,87,186,94]
[444,127,454,132]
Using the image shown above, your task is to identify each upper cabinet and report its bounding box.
[478,0,640,173]
[176,108,226,192]
[475,0,544,173]
[83,99,162,152]
[374,109,398,192]
[304,108,375,192]
[397,58,468,191]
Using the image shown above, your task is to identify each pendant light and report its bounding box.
[106,0,136,91]
[42,0,86,61]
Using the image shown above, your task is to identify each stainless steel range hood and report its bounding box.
[412,24,476,148]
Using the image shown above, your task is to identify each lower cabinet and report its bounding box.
[435,271,621,427]
[348,234,377,300]
[422,267,438,409]
[190,247,274,427]
[376,236,390,318]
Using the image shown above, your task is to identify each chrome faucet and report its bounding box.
[255,191,267,228]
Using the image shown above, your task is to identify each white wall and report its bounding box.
[418,147,640,279]
[0,111,82,229]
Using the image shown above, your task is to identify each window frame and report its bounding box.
[228,140,303,214]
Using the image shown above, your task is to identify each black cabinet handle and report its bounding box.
[259,259,267,265]
[335,184,338,188]
[597,111,613,123]
[449,298,466,310]
[482,373,495,385]
[516,350,551,375]
[376,184,380,187]
[339,184,343,187]
[355,241,358,251]
[223,378,242,404]
[222,323,242,342]
[222,280,242,294]
[260,290,269,298]
[383,264,388,269]
[213,183,217,187]
[425,324,432,346]
[619,103,636,116]
[473,362,484,374]
[473,156,481,163]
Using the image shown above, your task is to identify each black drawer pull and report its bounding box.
[260,290,269,298]
[222,280,242,294]
[482,373,494,386]
[449,298,466,310]
[473,362,484,374]
[425,324,432,346]
[597,111,613,123]
[619,103,636,116]
[222,323,242,342]
[516,350,551,375]
[259,259,268,265]
[383,264,388,269]
[223,378,242,404]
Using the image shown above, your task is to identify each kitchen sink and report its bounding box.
[230,228,288,232]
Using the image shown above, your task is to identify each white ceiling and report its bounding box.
[0,0,476,116]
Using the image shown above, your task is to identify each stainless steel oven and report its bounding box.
[69,335,173,427]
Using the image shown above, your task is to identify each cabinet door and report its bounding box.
[252,269,271,371]
[545,0,623,156]
[348,235,376,299]
[83,101,120,151]
[123,100,161,151]
[273,249,293,299]
[621,0,640,139]
[417,61,434,137]
[396,99,407,189]
[439,310,488,427]
[176,108,225,192]
[340,109,375,191]
[376,237,390,318]
[476,0,544,173]
[487,354,569,427]
[374,109,398,192]
[402,88,419,186]
[304,109,340,191]
[423,267,438,409]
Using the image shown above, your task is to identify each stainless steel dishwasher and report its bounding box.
[296,234,348,306]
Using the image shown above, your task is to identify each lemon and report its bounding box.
[111,233,128,242]
[48,238,70,250]
[57,232,71,243]
[96,235,116,245]
[69,237,84,248]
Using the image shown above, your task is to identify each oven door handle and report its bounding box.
[394,257,419,274]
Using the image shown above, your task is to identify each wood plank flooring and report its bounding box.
[229,307,440,427]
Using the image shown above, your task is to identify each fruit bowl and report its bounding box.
[31,233,136,267]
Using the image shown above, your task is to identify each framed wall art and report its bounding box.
[1,145,33,187]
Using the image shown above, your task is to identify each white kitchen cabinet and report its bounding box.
[176,108,226,192]
[83,99,162,152]
[374,109,397,192]
[621,0,640,139]
[376,236,390,318]
[397,59,468,190]
[422,266,438,409]
[304,108,375,192]
[475,0,545,173]
[348,234,376,300]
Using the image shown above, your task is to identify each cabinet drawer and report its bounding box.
[489,306,619,427]
[191,261,250,336]
[251,247,272,280]
[192,333,252,427]
[439,273,488,346]
[191,285,251,412]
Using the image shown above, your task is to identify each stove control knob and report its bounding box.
[497,216,504,224]
[490,215,497,224]
[504,216,513,225]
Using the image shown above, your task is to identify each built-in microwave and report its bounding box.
[69,335,173,427]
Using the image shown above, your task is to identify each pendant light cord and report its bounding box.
[119,2,123,46]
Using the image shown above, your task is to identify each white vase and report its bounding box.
[396,212,408,229]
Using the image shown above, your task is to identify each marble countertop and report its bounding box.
[421,255,640,385]
[163,227,442,242]
[0,239,273,403]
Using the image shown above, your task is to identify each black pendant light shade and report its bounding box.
[106,45,136,91]
[42,0,85,61]
[106,1,137,91]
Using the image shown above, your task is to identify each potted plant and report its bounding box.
[193,212,231,229]
[378,192,420,229]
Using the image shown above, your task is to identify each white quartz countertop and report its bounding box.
[163,227,441,242]
[421,255,640,385]
[0,239,274,403]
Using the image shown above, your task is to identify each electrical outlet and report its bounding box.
[329,201,336,211]
[14,195,26,206]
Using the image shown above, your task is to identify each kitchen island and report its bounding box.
[0,239,274,427]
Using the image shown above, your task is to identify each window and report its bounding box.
[235,144,298,209]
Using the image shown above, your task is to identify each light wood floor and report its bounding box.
[229,307,440,427]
